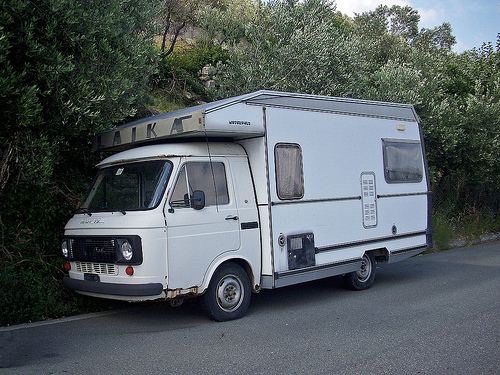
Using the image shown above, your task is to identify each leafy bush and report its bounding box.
[0,183,75,261]
[0,0,158,189]
[0,0,159,326]
[431,211,456,251]
[212,0,366,98]
[152,41,229,105]
[0,262,125,326]
[431,204,500,252]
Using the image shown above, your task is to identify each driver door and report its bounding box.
[165,158,241,289]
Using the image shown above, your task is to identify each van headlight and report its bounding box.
[120,240,133,261]
[61,240,69,258]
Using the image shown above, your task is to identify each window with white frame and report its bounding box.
[275,143,304,200]
[170,162,229,207]
[382,139,424,183]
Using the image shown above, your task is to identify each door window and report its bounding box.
[170,162,229,208]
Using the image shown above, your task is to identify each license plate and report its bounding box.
[84,273,100,282]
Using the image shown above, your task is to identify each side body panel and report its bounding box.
[261,107,429,287]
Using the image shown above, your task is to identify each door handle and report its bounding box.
[225,215,239,221]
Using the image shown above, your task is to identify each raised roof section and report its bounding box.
[244,91,418,121]
[94,90,419,152]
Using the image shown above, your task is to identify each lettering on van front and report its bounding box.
[113,131,121,146]
[147,123,157,138]
[79,217,105,225]
[170,115,192,134]
[111,125,141,147]
[229,120,251,126]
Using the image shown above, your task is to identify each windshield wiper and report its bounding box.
[77,207,126,215]
[107,207,127,215]
[77,208,93,216]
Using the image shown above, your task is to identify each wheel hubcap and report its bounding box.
[356,255,372,282]
[216,274,244,312]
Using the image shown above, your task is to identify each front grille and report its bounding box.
[76,262,117,275]
[70,238,116,263]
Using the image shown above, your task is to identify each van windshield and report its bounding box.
[78,161,172,213]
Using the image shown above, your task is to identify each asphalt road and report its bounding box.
[1,242,499,374]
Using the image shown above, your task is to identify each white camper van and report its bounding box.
[62,90,432,321]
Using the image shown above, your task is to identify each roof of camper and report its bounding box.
[94,90,419,152]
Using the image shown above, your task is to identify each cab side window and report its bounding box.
[170,162,229,208]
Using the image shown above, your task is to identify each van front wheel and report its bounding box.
[343,252,376,290]
[200,263,251,321]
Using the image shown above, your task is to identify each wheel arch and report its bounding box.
[369,247,389,263]
[201,256,257,294]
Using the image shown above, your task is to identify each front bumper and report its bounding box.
[63,276,163,297]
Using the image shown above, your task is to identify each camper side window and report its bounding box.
[382,140,424,183]
[275,143,304,200]
[170,162,229,208]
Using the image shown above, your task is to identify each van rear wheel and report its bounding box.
[343,252,376,290]
[200,263,251,321]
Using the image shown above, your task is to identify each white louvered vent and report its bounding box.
[75,262,117,275]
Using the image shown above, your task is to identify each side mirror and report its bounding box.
[192,190,205,210]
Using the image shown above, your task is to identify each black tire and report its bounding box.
[200,263,251,322]
[343,252,376,291]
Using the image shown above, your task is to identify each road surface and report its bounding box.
[1,242,499,374]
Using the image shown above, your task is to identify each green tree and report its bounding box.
[423,39,500,215]
[198,0,257,46]
[212,0,366,98]
[159,0,202,59]
[358,60,423,105]
[353,5,455,70]
[415,22,456,52]
[353,5,417,70]
[0,0,159,324]
[158,0,243,59]
[0,0,158,192]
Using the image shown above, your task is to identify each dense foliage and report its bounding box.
[1,0,499,325]
[211,0,366,96]
[0,0,158,325]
